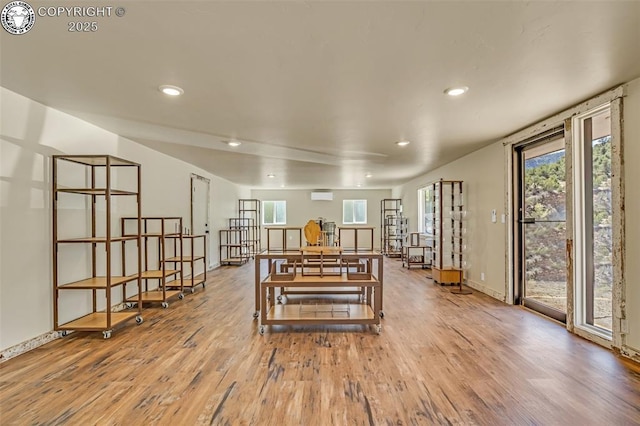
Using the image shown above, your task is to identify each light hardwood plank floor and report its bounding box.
[1,258,639,425]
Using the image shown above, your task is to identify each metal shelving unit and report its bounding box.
[380,199,407,257]
[430,179,469,293]
[238,199,261,256]
[122,217,184,307]
[52,155,143,339]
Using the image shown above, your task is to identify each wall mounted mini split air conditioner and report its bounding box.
[310,191,333,201]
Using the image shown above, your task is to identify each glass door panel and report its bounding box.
[583,110,612,331]
[519,136,567,322]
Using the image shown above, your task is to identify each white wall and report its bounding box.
[623,78,640,353]
[392,142,506,300]
[0,88,244,352]
[251,189,392,249]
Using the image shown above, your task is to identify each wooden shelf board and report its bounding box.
[140,270,179,279]
[56,236,138,243]
[266,304,374,321]
[128,289,182,302]
[56,188,137,196]
[58,275,139,289]
[164,256,205,262]
[282,286,362,294]
[58,312,137,330]
[182,279,206,288]
[264,274,377,285]
[221,257,249,263]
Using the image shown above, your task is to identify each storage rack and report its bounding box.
[265,226,303,251]
[229,217,255,255]
[255,249,383,335]
[166,233,207,293]
[380,199,407,257]
[338,226,375,252]
[52,155,143,339]
[402,232,432,269]
[122,217,184,307]
[430,179,468,293]
[219,228,251,265]
[238,199,261,256]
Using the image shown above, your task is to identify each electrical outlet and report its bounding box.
[501,214,506,224]
[491,209,497,223]
[481,272,485,281]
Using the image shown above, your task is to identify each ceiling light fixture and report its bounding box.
[159,85,184,96]
[444,86,469,97]
[267,173,275,178]
[227,141,241,147]
[365,173,373,178]
[356,183,362,188]
[396,140,411,147]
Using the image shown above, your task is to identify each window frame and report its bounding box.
[342,199,367,225]
[262,200,287,225]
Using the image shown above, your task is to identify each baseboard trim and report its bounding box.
[466,279,506,302]
[0,302,134,363]
[0,330,62,363]
[619,344,640,363]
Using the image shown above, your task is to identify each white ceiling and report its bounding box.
[2,1,639,189]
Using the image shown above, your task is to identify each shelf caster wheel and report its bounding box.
[162,302,169,309]
[178,293,184,300]
[253,311,259,320]
[59,330,69,337]
[375,325,382,335]
[103,330,112,339]
[277,295,288,305]
[379,311,385,318]
[124,302,133,309]
[259,325,265,335]
[135,315,143,325]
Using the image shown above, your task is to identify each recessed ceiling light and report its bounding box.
[267,173,275,178]
[280,184,285,188]
[365,173,373,178]
[159,85,184,96]
[356,183,362,188]
[227,141,241,147]
[396,140,411,147]
[444,86,469,96]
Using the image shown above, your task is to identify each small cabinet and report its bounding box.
[52,155,143,339]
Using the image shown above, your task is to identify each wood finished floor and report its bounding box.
[1,258,640,425]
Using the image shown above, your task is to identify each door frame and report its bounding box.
[190,173,211,267]
[512,128,567,323]
[503,85,626,351]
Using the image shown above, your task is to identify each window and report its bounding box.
[418,185,434,235]
[573,103,613,335]
[262,200,286,225]
[343,200,367,224]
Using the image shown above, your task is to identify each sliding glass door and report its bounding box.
[516,135,567,322]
